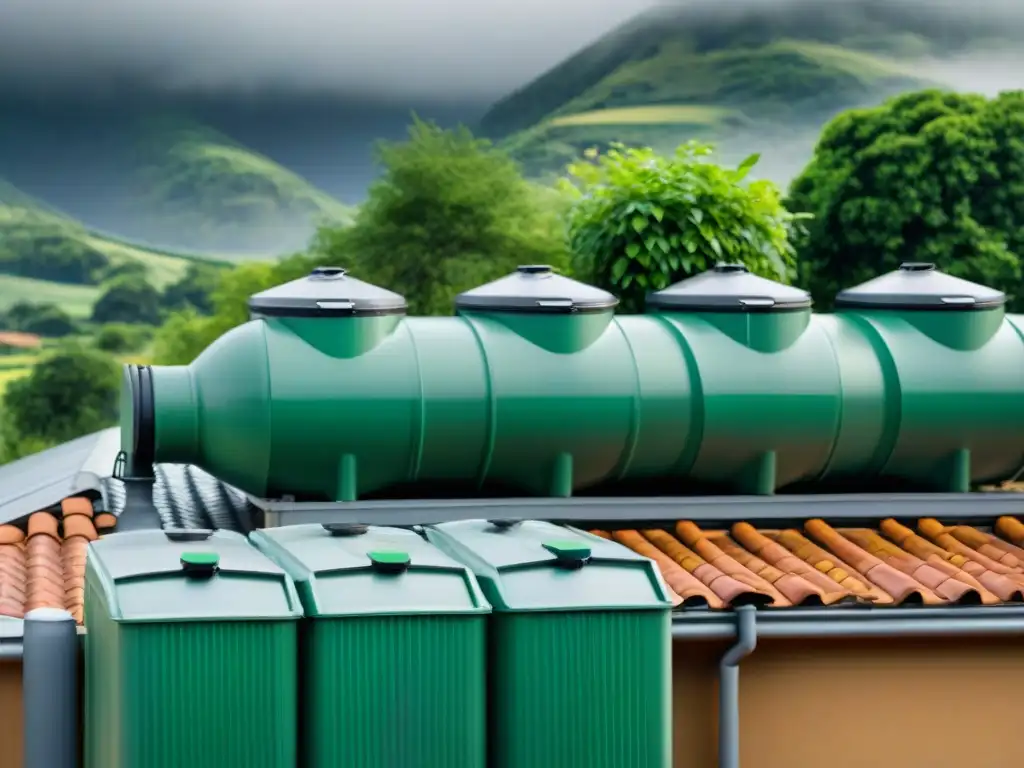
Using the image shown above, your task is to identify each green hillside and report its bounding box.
[485,0,1024,181]
[0,178,232,318]
[126,117,356,254]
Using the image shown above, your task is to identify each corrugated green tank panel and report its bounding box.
[88,621,297,768]
[490,611,671,768]
[306,615,486,767]
[84,594,121,768]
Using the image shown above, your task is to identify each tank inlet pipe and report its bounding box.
[719,605,757,768]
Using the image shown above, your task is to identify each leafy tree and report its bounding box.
[91,274,163,325]
[312,118,571,315]
[788,89,1024,309]
[0,301,77,337]
[94,323,153,354]
[561,141,802,313]
[161,261,221,314]
[1,343,120,449]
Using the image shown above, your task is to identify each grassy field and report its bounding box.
[0,354,39,370]
[0,275,101,318]
[548,105,734,127]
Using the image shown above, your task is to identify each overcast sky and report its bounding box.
[2,0,1023,104]
[0,0,669,101]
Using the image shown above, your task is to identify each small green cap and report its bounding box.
[181,552,220,567]
[368,550,411,574]
[543,541,591,561]
[180,551,220,578]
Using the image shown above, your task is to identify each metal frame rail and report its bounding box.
[250,491,1024,528]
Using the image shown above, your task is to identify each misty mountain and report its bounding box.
[0,93,485,253]
[482,0,1024,183]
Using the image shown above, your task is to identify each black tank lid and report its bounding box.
[455,265,618,314]
[835,262,1006,311]
[248,266,407,318]
[646,263,811,312]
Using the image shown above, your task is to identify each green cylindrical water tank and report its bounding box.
[125,265,696,501]
[824,262,1024,491]
[84,529,302,768]
[644,264,842,494]
[425,519,672,768]
[249,523,490,768]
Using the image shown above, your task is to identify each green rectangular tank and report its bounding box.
[425,520,673,768]
[84,529,302,768]
[249,522,490,768]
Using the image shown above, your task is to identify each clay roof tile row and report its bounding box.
[0,497,115,624]
[596,516,1024,610]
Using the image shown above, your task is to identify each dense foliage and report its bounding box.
[91,274,163,325]
[0,301,77,337]
[313,118,571,316]
[0,222,111,285]
[0,344,120,461]
[788,89,1024,308]
[562,142,802,312]
[160,262,221,314]
[94,323,153,354]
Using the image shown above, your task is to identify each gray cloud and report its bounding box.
[0,0,668,101]
[1,0,1024,104]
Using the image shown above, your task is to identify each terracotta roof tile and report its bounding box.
[597,516,1024,610]
[0,497,112,623]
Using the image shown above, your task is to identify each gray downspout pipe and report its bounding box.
[719,605,757,768]
[23,607,79,768]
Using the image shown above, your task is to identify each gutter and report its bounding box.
[672,605,1024,640]
[719,605,756,768]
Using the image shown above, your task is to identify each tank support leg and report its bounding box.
[945,448,971,492]
[337,453,358,501]
[737,451,776,495]
[550,452,573,497]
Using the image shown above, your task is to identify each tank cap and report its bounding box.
[646,263,811,313]
[322,522,369,537]
[835,263,1006,311]
[455,266,618,314]
[543,541,592,570]
[517,265,554,275]
[488,519,522,530]
[368,550,411,574]
[309,266,347,279]
[164,529,213,543]
[248,266,407,318]
[180,552,219,578]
